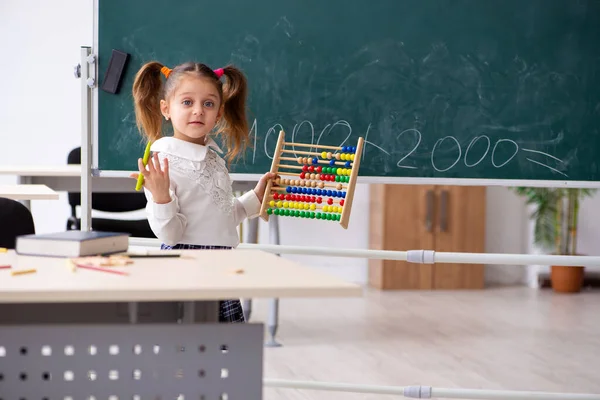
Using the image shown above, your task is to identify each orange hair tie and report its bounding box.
[160,66,172,79]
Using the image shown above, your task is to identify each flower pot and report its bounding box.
[550,265,584,293]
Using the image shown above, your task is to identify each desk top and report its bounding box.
[0,249,362,303]
[0,165,81,177]
[0,184,59,200]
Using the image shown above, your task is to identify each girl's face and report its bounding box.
[160,75,222,145]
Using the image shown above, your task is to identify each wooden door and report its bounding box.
[432,185,486,289]
[369,184,435,289]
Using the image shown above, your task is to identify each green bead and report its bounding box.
[335,176,340,182]
[267,208,273,215]
[300,211,306,218]
[310,212,316,219]
[316,213,321,219]
[336,214,341,221]
[295,210,301,217]
[285,209,290,216]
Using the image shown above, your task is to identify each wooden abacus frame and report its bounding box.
[259,130,364,229]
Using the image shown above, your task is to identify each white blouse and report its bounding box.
[143,136,261,247]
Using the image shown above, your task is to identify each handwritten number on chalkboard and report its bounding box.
[396,129,421,169]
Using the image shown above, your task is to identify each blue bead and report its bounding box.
[329,159,335,166]
[326,190,332,196]
[317,189,323,196]
[292,187,298,193]
[312,157,318,164]
[342,191,346,198]
[345,161,351,168]
[286,186,292,193]
[333,191,338,197]
[303,188,308,194]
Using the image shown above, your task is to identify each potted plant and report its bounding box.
[513,187,597,293]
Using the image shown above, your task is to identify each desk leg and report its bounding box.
[242,216,259,322]
[17,175,32,210]
[265,214,282,348]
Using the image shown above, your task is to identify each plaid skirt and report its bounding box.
[160,243,245,323]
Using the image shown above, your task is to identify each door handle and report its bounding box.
[440,189,448,232]
[425,189,434,232]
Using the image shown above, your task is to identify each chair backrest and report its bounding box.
[67,147,148,212]
[0,198,35,249]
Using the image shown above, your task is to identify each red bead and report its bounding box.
[311,196,316,202]
[328,175,334,181]
[300,172,306,179]
[320,174,325,180]
[317,166,322,173]
[274,193,279,200]
[292,195,298,201]
[309,165,315,173]
[302,165,309,172]
[317,197,322,204]
[340,199,345,206]
[286,194,291,201]
[327,198,333,205]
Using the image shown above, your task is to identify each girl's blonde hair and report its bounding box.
[132,61,249,163]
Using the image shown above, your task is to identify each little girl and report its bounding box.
[129,60,275,323]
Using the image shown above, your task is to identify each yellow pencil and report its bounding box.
[135,141,152,191]
[11,268,36,276]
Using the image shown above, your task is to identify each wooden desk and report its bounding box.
[0,184,58,201]
[0,248,361,303]
[0,248,359,398]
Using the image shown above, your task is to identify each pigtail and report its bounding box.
[132,61,166,142]
[218,65,250,163]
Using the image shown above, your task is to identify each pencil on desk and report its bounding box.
[75,263,129,276]
[11,268,36,276]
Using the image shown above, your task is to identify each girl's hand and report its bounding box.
[130,153,172,204]
[253,172,279,202]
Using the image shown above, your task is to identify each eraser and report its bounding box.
[100,49,130,94]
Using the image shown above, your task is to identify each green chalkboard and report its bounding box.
[95,0,600,185]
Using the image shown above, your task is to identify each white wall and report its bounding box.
[2,0,599,287]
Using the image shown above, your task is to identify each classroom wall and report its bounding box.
[2,0,598,287]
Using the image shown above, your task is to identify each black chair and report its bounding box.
[0,198,36,249]
[66,147,156,238]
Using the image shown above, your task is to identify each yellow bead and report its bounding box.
[283,202,289,208]
[269,200,275,207]
[277,201,283,208]
[337,168,342,175]
[310,204,316,210]
[341,154,347,161]
[294,202,300,209]
[321,151,327,159]
[345,168,350,176]
[304,203,310,210]
[323,205,329,212]
[350,154,355,161]
[339,206,343,213]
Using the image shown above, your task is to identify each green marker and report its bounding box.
[135,141,152,191]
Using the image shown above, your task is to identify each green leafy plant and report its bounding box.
[512,187,597,255]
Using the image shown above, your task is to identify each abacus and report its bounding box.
[259,130,364,229]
